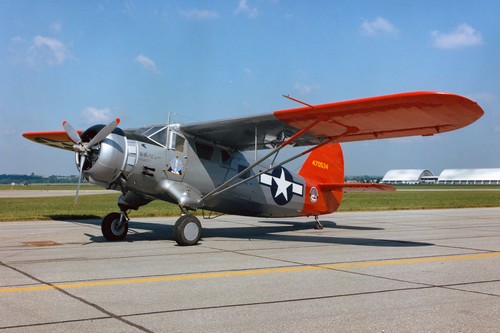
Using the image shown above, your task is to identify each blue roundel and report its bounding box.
[259,166,304,206]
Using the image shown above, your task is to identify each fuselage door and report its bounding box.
[166,130,188,181]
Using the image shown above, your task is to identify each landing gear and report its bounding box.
[314,215,324,230]
[173,215,202,246]
[102,212,129,241]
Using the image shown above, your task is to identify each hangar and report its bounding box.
[381,169,434,184]
[437,168,500,184]
[381,168,500,185]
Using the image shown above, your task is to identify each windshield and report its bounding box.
[133,125,168,146]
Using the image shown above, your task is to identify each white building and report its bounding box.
[381,169,434,184]
[437,168,500,184]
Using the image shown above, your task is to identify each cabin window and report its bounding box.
[139,126,163,136]
[238,164,250,179]
[150,127,168,146]
[175,135,185,151]
[221,150,232,166]
[195,142,214,160]
[168,132,185,151]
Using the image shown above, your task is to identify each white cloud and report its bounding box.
[49,21,62,33]
[294,82,320,96]
[81,107,114,125]
[122,0,136,15]
[431,23,483,49]
[180,8,219,20]
[243,68,253,78]
[28,35,72,66]
[135,54,159,73]
[235,0,258,18]
[1,124,16,136]
[360,17,398,36]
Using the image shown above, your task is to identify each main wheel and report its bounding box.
[102,212,128,241]
[173,215,202,246]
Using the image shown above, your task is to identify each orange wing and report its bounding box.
[24,92,484,152]
[181,91,484,150]
[23,130,81,151]
[274,91,484,142]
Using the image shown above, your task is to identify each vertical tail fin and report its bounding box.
[299,143,344,215]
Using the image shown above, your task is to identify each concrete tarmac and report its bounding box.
[1,208,499,332]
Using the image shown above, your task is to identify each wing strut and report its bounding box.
[199,125,358,204]
[254,125,258,162]
[199,118,321,203]
[199,95,360,204]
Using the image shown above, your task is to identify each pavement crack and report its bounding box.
[120,285,435,318]
[436,279,500,297]
[434,244,498,253]
[0,316,110,331]
[201,247,500,299]
[0,260,153,333]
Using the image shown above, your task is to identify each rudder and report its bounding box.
[298,143,344,215]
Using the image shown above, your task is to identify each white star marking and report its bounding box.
[273,168,292,201]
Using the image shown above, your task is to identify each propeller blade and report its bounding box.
[62,121,82,144]
[87,118,121,147]
[74,154,86,208]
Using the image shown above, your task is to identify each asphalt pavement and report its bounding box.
[1,207,499,332]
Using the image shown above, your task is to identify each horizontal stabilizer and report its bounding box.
[319,183,396,192]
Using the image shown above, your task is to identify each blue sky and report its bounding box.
[1,0,499,176]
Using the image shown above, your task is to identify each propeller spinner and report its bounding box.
[63,118,121,207]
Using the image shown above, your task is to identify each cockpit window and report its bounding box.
[136,126,162,136]
[133,126,168,147]
[174,134,185,151]
[149,127,168,146]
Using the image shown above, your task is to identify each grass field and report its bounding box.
[0,185,498,221]
[0,184,102,191]
[0,194,178,221]
[339,190,499,211]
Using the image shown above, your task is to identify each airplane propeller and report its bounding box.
[62,118,121,207]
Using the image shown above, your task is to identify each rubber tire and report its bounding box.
[102,212,128,241]
[173,215,202,246]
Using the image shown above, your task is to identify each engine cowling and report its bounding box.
[75,125,128,188]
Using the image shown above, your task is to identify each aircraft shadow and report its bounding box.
[266,220,385,231]
[72,218,432,248]
[201,220,431,247]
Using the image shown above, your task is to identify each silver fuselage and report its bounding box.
[83,124,307,218]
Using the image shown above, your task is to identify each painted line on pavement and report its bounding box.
[1,252,499,294]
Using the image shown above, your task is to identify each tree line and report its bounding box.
[1,173,382,185]
[0,174,79,184]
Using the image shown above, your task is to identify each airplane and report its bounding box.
[23,91,484,246]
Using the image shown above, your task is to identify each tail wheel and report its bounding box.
[102,212,128,241]
[173,215,202,246]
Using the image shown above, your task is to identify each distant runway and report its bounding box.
[1,208,499,332]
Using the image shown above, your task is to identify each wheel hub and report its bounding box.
[184,222,200,241]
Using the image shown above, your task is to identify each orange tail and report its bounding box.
[299,143,344,216]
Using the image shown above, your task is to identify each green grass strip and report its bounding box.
[339,190,500,211]
[0,194,179,221]
[0,190,498,221]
